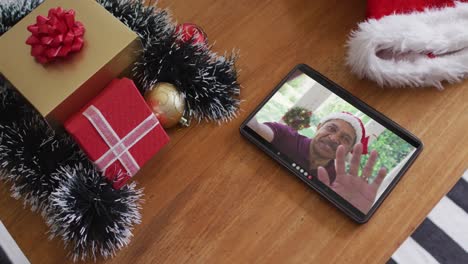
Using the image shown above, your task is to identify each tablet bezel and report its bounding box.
[240,64,423,223]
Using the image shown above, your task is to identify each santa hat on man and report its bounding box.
[320,112,370,154]
[346,0,468,89]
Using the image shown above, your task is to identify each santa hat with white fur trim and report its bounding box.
[320,112,370,154]
[346,0,468,89]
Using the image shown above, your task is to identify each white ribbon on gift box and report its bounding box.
[83,105,159,177]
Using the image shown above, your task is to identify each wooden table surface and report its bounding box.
[1,0,467,263]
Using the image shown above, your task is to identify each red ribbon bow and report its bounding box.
[25,7,85,64]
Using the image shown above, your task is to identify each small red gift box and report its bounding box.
[65,78,169,189]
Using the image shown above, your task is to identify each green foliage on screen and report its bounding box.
[358,130,413,180]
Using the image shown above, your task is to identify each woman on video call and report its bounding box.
[247,111,387,213]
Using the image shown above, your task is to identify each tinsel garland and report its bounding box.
[0,117,77,212]
[0,0,240,261]
[133,35,240,121]
[97,0,240,122]
[47,165,143,262]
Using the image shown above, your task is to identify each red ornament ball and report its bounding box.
[25,7,85,64]
[175,23,207,46]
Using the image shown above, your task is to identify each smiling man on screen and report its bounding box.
[247,111,387,213]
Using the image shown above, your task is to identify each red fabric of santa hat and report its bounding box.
[346,0,468,89]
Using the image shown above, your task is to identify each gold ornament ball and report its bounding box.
[144,82,185,128]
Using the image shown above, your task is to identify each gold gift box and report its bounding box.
[0,0,142,125]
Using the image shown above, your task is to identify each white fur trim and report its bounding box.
[346,2,468,89]
[320,113,362,144]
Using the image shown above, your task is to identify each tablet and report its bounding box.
[240,64,423,223]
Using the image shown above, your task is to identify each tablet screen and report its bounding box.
[244,67,419,216]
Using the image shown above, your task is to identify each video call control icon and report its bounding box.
[292,163,312,179]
